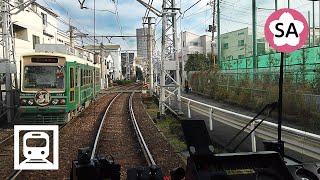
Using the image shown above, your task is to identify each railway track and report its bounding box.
[93,91,148,178]
[1,84,139,180]
[3,84,184,179]
[90,90,184,178]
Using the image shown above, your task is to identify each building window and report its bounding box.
[238,55,245,59]
[238,32,244,35]
[183,41,185,47]
[41,13,47,26]
[223,43,228,49]
[238,40,245,47]
[190,42,199,46]
[32,35,40,49]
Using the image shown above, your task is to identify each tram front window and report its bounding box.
[23,66,65,89]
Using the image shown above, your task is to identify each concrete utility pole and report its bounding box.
[313,1,315,46]
[252,0,257,70]
[69,25,76,48]
[126,52,130,80]
[210,0,216,66]
[217,0,220,64]
[147,17,154,93]
[100,42,105,88]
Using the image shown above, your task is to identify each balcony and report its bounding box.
[187,45,204,54]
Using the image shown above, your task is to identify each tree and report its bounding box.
[136,67,143,80]
[184,53,207,72]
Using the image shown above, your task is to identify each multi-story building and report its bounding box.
[84,44,122,81]
[181,31,213,55]
[2,2,63,70]
[121,52,135,79]
[219,27,269,60]
[136,27,154,59]
[103,45,122,80]
[179,31,213,83]
[180,31,214,64]
[0,1,71,91]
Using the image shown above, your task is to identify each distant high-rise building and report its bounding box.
[136,27,154,59]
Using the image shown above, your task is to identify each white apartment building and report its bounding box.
[102,45,122,80]
[0,1,66,80]
[180,31,214,63]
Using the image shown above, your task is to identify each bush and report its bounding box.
[113,80,132,85]
[169,120,184,141]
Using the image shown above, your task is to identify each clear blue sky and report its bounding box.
[37,0,319,51]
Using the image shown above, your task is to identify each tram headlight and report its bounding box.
[28,99,34,105]
[21,99,27,105]
[52,99,59,105]
[59,99,65,105]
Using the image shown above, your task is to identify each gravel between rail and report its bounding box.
[132,93,185,176]
[96,93,147,178]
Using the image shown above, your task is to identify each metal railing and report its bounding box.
[165,89,320,160]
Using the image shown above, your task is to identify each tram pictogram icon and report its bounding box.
[14,125,59,170]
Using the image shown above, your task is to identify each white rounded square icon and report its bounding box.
[14,125,59,170]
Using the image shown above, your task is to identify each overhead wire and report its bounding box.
[51,0,94,37]
[112,0,130,49]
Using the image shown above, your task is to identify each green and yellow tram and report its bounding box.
[19,52,101,124]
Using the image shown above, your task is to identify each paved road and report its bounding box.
[169,90,317,163]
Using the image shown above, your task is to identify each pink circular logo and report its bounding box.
[264,8,308,53]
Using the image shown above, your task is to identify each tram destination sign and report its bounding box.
[31,58,58,63]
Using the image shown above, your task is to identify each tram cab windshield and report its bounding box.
[23,66,65,89]
[21,56,66,92]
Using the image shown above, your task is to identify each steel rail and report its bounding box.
[8,121,71,180]
[9,84,140,179]
[129,91,156,166]
[0,134,13,145]
[91,93,121,159]
[8,89,122,180]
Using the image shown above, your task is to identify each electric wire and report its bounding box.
[51,0,94,38]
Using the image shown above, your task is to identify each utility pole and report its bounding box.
[210,0,216,66]
[100,42,105,88]
[147,17,154,93]
[313,1,315,46]
[126,52,130,80]
[252,0,257,70]
[309,11,311,47]
[217,0,220,64]
[69,25,76,48]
